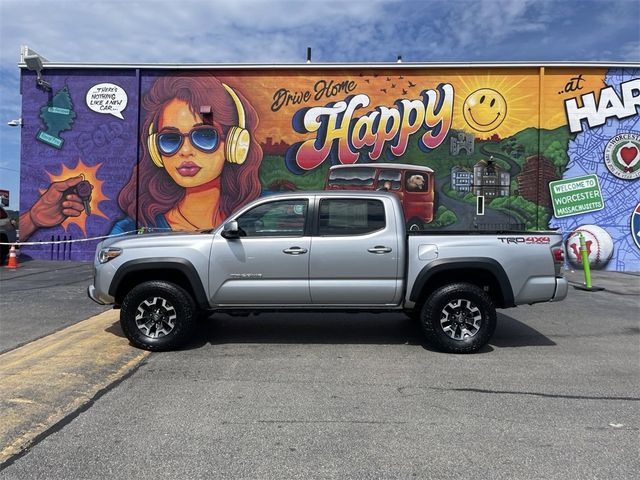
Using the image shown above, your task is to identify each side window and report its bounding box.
[319,199,385,236]
[376,170,402,191]
[327,167,376,188]
[236,200,308,237]
[405,172,429,192]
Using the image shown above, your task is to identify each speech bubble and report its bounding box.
[86,83,128,119]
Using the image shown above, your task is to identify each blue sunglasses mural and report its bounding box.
[156,126,221,156]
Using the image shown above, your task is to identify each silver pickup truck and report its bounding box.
[88,191,568,353]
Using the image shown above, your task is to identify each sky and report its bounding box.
[0,0,639,210]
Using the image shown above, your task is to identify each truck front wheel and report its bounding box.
[120,280,197,351]
[420,283,496,354]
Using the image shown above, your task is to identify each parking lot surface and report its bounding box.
[0,262,638,479]
[0,259,108,353]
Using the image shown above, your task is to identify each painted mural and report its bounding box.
[18,66,640,270]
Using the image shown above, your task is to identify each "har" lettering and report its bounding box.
[565,78,640,133]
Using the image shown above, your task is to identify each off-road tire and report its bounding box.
[420,282,496,353]
[120,280,197,351]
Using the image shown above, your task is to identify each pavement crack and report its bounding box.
[254,420,410,425]
[442,387,640,402]
[0,264,90,282]
[3,276,93,293]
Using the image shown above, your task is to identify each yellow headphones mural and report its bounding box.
[147,83,250,168]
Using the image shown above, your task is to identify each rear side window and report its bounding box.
[377,170,402,191]
[319,199,385,236]
[327,167,376,187]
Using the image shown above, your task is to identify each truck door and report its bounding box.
[210,198,311,305]
[309,197,401,305]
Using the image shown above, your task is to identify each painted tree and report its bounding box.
[544,140,569,175]
[36,86,77,149]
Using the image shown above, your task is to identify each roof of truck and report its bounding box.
[261,190,404,198]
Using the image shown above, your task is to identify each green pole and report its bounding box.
[579,232,592,289]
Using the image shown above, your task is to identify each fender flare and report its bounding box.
[409,257,515,307]
[109,258,209,307]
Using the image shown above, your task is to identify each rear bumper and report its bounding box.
[516,275,569,305]
[552,276,569,302]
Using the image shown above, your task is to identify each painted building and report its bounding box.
[450,166,473,193]
[472,158,511,200]
[16,48,640,270]
[517,155,560,207]
[450,130,475,156]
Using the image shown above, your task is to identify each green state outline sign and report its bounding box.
[549,174,605,218]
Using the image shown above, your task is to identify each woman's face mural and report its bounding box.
[157,99,226,188]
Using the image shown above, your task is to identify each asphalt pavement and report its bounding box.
[0,257,109,353]
[0,260,638,479]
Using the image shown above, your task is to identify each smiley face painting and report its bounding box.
[462,88,507,132]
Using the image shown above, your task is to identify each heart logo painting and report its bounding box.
[618,144,639,166]
[604,133,640,180]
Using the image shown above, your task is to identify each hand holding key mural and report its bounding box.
[19,176,93,241]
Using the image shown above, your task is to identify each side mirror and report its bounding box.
[221,220,240,239]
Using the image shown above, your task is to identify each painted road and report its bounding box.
[478,143,522,177]
[434,176,521,230]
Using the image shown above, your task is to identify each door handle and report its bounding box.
[367,246,392,254]
[283,246,308,255]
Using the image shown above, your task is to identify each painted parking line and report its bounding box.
[0,310,149,465]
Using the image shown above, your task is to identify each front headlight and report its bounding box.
[98,247,122,264]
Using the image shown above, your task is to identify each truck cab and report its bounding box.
[211,192,404,306]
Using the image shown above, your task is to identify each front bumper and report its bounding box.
[87,284,115,305]
[87,285,106,305]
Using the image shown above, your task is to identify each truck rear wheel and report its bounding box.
[120,280,197,351]
[420,283,496,353]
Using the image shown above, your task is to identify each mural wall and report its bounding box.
[19,66,640,270]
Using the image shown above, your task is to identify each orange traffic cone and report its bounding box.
[6,244,18,269]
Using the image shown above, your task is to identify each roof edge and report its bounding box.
[17,61,640,70]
